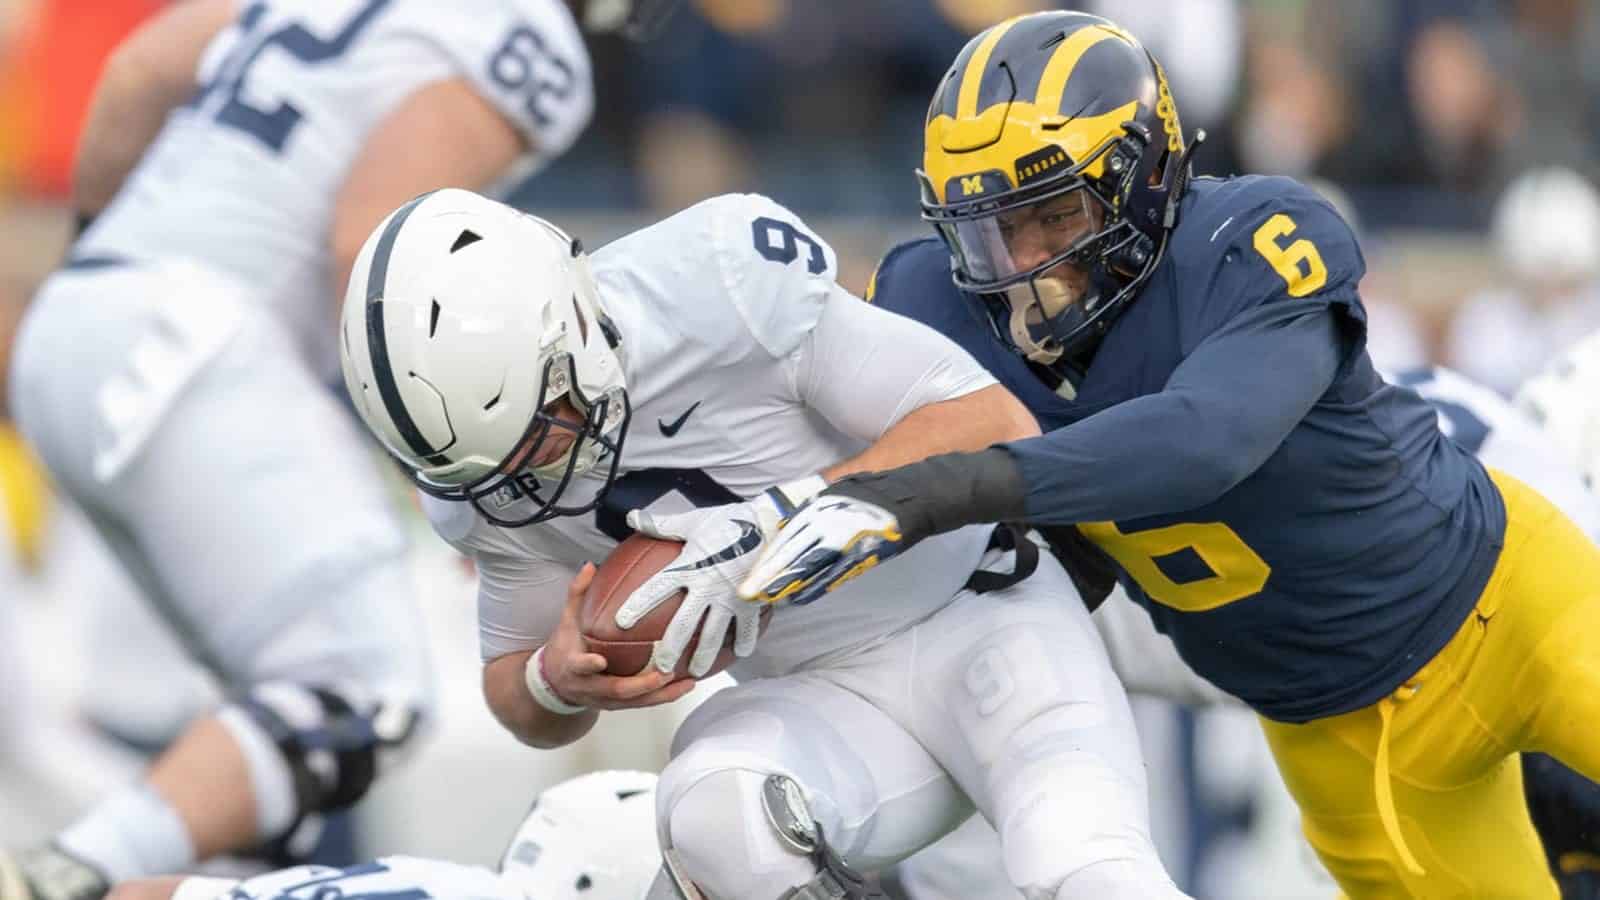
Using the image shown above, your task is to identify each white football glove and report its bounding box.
[738,494,907,607]
[617,476,825,677]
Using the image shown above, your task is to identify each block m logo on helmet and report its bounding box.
[942,171,1011,202]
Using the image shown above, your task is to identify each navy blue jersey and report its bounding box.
[870,174,1506,722]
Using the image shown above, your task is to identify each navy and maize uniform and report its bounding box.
[872,173,1501,723]
[870,172,1600,897]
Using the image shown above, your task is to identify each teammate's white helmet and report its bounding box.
[499,770,661,900]
[582,0,680,39]
[1515,330,1600,488]
[340,189,630,526]
[1493,166,1600,288]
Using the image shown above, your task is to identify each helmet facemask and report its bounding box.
[407,219,632,528]
[921,132,1154,367]
[411,348,632,529]
[918,13,1202,373]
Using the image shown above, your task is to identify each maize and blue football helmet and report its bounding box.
[920,11,1200,368]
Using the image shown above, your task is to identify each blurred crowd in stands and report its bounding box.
[3,0,1600,386]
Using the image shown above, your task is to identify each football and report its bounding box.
[580,533,768,678]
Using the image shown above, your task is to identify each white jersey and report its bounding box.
[426,194,999,677]
[79,0,592,372]
[1396,365,1600,538]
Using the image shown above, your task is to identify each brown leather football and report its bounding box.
[580,533,769,678]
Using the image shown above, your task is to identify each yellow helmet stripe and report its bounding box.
[1034,24,1133,121]
[956,16,1023,120]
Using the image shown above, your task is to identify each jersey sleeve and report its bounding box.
[1178,176,1368,365]
[793,286,997,442]
[706,193,840,358]
[421,495,571,661]
[398,0,594,165]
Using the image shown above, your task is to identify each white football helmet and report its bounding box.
[1493,166,1600,288]
[499,770,662,900]
[581,0,680,39]
[1515,330,1600,488]
[340,189,630,526]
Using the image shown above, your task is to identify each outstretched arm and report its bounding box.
[907,301,1341,528]
[802,287,1042,479]
[742,302,1345,604]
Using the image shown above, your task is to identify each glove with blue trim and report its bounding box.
[616,475,826,676]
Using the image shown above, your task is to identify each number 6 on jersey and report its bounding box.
[1253,213,1327,297]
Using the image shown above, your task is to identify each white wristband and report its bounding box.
[525,646,588,715]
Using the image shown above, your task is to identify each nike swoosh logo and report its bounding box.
[667,519,763,571]
[1210,216,1234,242]
[658,401,702,437]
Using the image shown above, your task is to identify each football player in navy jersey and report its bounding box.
[739,11,1600,898]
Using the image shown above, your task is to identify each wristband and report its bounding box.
[525,646,588,715]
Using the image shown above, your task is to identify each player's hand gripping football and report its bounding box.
[617,477,825,677]
[738,493,908,607]
[538,564,697,710]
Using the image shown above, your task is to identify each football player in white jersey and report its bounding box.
[2,1,645,898]
[105,770,664,900]
[338,188,1191,899]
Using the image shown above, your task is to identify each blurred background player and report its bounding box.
[1444,165,1600,395]
[0,0,633,897]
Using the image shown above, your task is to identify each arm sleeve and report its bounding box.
[1006,301,1342,523]
[792,285,998,442]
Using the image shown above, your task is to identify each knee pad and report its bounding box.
[219,681,426,859]
[663,770,883,900]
